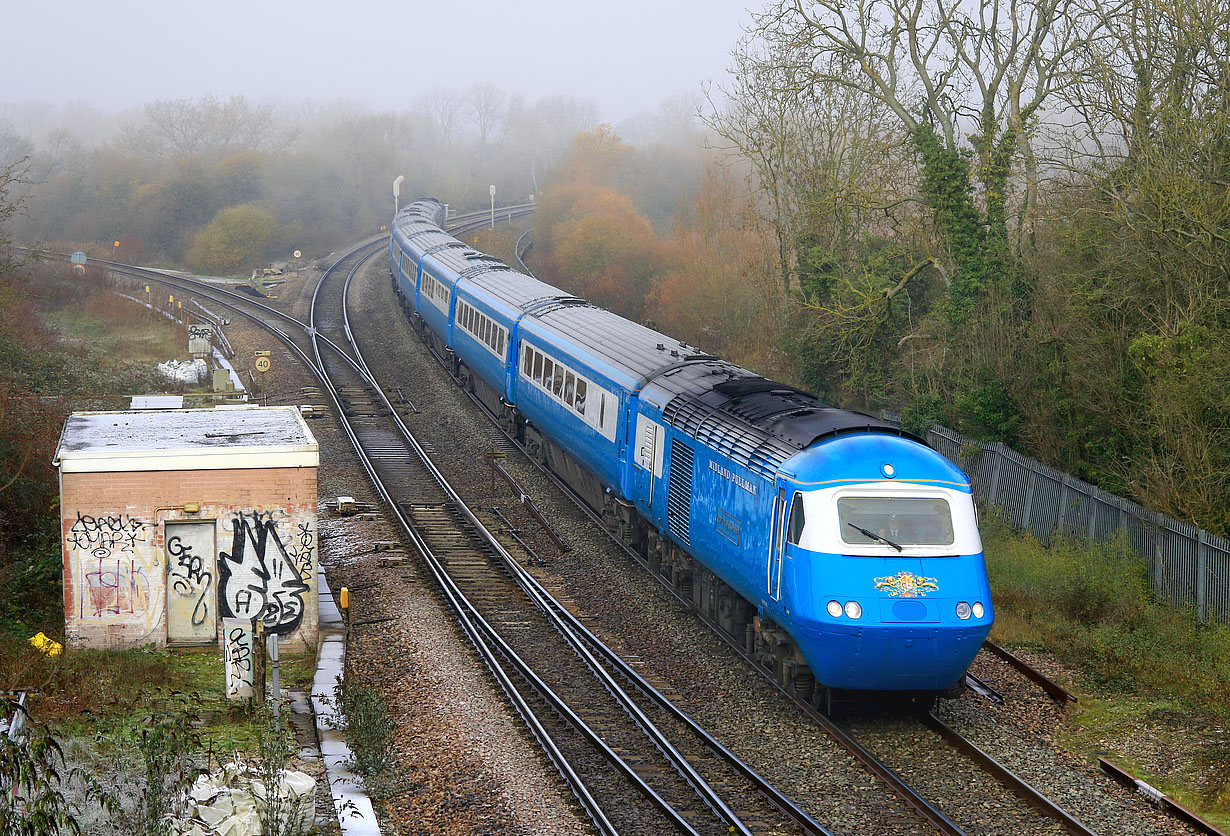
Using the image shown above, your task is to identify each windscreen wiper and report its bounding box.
[847,522,903,552]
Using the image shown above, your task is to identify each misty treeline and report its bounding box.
[530,0,1230,537]
[0,88,603,272]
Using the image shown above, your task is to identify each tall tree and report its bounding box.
[747,0,1097,315]
[467,84,507,160]
[704,42,911,293]
[120,95,294,158]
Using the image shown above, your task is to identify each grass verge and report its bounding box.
[983,515,1230,826]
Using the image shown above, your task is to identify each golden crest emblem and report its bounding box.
[874,571,939,597]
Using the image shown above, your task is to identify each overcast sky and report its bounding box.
[6,0,759,121]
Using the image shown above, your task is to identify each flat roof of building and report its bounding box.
[55,406,318,472]
[130,395,185,410]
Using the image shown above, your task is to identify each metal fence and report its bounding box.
[885,418,1228,624]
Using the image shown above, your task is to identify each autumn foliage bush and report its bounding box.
[532,129,784,374]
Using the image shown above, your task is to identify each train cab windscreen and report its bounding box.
[838,497,954,546]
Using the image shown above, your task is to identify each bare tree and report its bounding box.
[414,90,468,148]
[119,95,295,157]
[0,156,32,277]
[504,95,600,195]
[704,39,912,290]
[748,0,1101,301]
[466,84,507,160]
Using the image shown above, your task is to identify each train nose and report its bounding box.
[797,620,988,691]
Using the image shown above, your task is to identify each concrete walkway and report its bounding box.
[313,570,381,836]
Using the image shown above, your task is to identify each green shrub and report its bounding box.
[333,679,395,796]
[983,516,1230,718]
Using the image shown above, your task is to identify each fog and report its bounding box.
[5,0,756,122]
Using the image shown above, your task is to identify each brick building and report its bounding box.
[54,406,319,652]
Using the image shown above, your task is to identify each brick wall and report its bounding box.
[62,466,318,652]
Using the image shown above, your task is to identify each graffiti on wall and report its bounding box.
[284,522,315,584]
[69,512,149,559]
[70,513,159,625]
[167,533,213,627]
[218,511,312,636]
[223,618,254,699]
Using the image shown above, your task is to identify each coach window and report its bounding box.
[786,493,806,545]
[522,347,532,376]
[533,352,544,383]
[552,365,565,397]
[563,372,575,406]
[541,357,552,387]
[575,380,587,415]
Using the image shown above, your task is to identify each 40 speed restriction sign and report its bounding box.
[254,351,272,373]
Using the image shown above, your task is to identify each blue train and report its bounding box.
[391,198,993,703]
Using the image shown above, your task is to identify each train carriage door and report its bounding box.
[165,521,218,645]
[767,488,787,601]
[634,412,664,507]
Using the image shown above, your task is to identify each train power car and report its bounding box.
[390,198,993,704]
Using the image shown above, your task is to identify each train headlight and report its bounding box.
[972,601,985,619]
[844,601,862,619]
[827,600,843,618]
[956,602,972,619]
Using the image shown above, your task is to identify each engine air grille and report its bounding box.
[667,441,694,545]
[662,398,795,479]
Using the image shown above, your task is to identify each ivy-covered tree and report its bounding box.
[746,0,1096,318]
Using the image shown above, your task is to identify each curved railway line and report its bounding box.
[35,220,1214,836]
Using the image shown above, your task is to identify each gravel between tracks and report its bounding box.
[239,261,592,836]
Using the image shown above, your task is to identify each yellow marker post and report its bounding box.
[340,587,349,610]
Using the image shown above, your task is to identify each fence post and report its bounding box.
[1022,463,1038,538]
[1087,487,1098,539]
[1057,474,1071,535]
[1196,529,1209,623]
[987,443,1005,506]
[1152,511,1166,599]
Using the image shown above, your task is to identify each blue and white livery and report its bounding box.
[391,199,993,700]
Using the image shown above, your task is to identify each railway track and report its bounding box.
[32,221,1210,836]
[339,232,1214,836]
[312,220,833,836]
[42,224,833,834]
